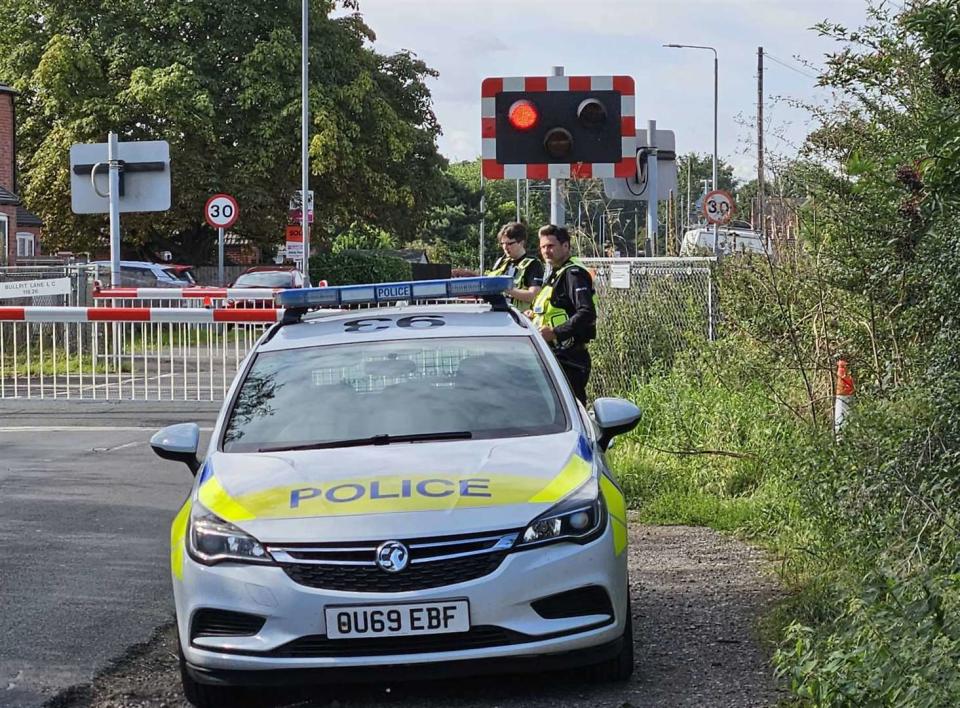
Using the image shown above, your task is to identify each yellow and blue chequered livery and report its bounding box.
[154,278,641,704]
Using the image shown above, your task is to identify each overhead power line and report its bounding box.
[763,52,821,81]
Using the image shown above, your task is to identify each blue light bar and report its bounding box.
[275,276,515,310]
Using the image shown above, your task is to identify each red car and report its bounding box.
[226,265,305,309]
[230,265,305,289]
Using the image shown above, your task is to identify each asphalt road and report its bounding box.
[0,401,219,707]
[0,401,784,708]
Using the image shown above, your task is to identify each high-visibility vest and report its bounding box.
[532,257,597,331]
[486,254,538,309]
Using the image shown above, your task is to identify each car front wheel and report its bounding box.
[178,639,245,708]
[591,599,634,682]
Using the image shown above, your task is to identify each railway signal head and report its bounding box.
[481,75,636,180]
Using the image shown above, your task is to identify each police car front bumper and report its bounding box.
[176,521,628,681]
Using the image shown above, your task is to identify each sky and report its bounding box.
[346,0,874,181]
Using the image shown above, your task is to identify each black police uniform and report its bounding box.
[542,260,596,404]
[488,252,545,290]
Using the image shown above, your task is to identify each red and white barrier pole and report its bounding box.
[834,359,855,436]
[92,287,279,300]
[0,306,284,323]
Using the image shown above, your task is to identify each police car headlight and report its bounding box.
[187,502,274,566]
[517,478,606,548]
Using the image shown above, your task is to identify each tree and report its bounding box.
[0,0,446,262]
[419,158,550,269]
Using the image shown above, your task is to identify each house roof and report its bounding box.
[0,84,17,96]
[16,205,43,227]
[0,185,19,205]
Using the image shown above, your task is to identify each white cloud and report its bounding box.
[350,0,872,167]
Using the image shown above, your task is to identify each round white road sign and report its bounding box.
[702,190,735,225]
[204,194,239,230]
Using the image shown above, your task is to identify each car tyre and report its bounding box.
[591,599,634,683]
[178,638,243,708]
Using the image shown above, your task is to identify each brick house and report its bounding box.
[0,83,43,264]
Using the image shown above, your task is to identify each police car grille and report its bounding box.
[265,625,523,657]
[269,530,518,593]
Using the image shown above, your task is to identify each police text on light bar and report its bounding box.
[275,276,515,309]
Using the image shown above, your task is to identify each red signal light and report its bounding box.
[508,100,539,131]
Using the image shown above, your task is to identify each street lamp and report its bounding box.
[301,0,311,285]
[663,43,719,255]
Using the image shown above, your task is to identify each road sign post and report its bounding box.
[70,134,171,287]
[702,189,735,225]
[205,194,240,286]
[285,224,304,269]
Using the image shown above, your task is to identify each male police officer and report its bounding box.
[530,224,597,405]
[486,222,544,309]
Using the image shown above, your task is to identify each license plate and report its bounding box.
[325,600,470,639]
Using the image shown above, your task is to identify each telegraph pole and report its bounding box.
[301,0,311,284]
[757,46,765,240]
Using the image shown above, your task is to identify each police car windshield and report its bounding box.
[222,336,567,452]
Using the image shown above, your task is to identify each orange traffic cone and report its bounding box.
[834,360,855,435]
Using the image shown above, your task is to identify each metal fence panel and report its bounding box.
[0,318,270,401]
[581,257,716,397]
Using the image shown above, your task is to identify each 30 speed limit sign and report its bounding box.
[702,189,735,225]
[204,193,239,230]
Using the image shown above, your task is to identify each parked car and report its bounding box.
[91,260,195,288]
[679,224,772,257]
[230,265,304,289]
[168,265,198,285]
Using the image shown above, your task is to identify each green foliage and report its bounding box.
[421,158,550,270]
[609,4,960,704]
[331,222,397,253]
[309,250,410,285]
[0,0,445,261]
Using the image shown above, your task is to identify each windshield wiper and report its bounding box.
[258,431,473,453]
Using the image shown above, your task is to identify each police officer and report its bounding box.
[529,224,597,405]
[486,222,544,309]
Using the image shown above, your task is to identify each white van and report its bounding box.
[679,223,771,257]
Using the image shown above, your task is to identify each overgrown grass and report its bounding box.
[604,337,960,705]
[0,352,125,375]
[608,339,813,546]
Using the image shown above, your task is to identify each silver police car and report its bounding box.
[151,277,641,706]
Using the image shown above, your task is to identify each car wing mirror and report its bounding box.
[592,397,641,451]
[150,423,202,474]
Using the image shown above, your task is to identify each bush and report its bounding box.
[309,250,411,286]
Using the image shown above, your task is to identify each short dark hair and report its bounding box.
[538,224,571,245]
[497,222,527,243]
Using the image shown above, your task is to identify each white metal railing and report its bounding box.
[0,307,281,400]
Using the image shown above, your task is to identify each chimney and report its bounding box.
[0,84,17,193]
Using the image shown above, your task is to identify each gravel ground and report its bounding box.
[45,521,785,708]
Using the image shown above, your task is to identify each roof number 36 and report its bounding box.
[343,316,446,333]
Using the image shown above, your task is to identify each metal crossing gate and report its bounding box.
[582,257,716,396]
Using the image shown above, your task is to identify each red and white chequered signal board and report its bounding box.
[481,75,636,180]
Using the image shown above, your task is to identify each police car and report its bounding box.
[150,277,641,706]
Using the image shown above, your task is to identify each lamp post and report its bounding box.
[301,0,311,285]
[664,43,718,255]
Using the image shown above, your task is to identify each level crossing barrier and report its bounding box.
[92,285,280,310]
[0,306,281,401]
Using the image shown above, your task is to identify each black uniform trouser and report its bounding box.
[555,345,591,405]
